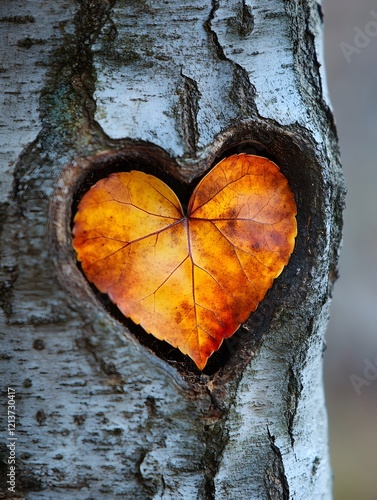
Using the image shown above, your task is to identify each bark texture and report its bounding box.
[0,0,344,498]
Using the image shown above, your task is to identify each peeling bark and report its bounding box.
[1,0,344,498]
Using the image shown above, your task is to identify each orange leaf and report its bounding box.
[73,154,297,370]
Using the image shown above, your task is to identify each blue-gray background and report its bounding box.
[324,1,377,498]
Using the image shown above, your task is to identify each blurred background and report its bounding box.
[324,0,377,498]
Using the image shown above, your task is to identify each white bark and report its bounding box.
[0,1,344,498]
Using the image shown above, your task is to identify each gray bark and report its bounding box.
[0,0,344,499]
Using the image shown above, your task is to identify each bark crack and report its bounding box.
[204,0,257,117]
[176,71,201,156]
[227,0,254,38]
[204,0,227,62]
[202,418,229,500]
[201,385,233,500]
[264,427,290,500]
[285,362,303,447]
[283,0,338,140]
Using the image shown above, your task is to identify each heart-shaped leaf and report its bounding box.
[73,154,297,370]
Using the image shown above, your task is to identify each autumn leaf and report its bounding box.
[73,154,297,370]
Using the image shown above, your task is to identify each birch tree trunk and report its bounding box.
[0,0,344,498]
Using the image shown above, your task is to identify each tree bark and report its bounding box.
[0,0,344,498]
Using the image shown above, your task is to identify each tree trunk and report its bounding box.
[0,0,344,498]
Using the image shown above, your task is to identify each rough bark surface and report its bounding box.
[0,0,344,499]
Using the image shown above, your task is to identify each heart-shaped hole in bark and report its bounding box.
[51,121,316,379]
[68,140,296,373]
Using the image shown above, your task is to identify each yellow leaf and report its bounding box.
[73,154,297,370]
